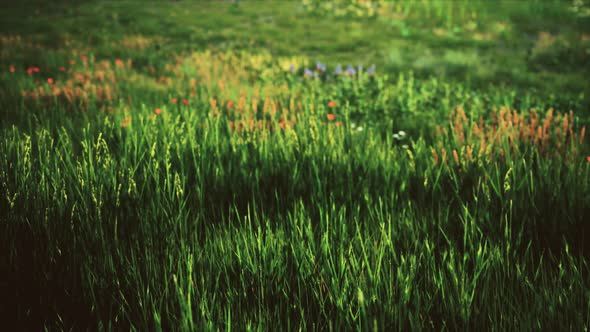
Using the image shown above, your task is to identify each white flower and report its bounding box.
[393,133,399,140]
[351,122,356,129]
[357,126,363,132]
[398,130,406,139]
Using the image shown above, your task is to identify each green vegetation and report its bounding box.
[1,0,589,330]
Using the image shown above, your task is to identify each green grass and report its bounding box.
[1,0,590,330]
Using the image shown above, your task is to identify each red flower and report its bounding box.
[59,66,65,72]
[27,66,40,75]
[69,60,76,65]
[227,100,235,108]
[81,55,88,63]
[171,98,178,104]
[586,156,590,162]
[154,108,162,115]
[182,98,189,105]
[9,65,15,73]
[115,58,123,66]
[328,100,337,108]
[326,113,336,121]
[47,78,54,84]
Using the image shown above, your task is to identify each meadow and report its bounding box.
[1,0,590,330]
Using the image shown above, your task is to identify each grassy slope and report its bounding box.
[1,0,589,109]
[1,0,590,330]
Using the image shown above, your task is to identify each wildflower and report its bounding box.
[47,78,54,84]
[357,126,363,132]
[393,133,399,140]
[367,65,376,76]
[345,64,356,76]
[279,120,291,129]
[397,130,406,139]
[328,100,337,108]
[326,113,336,121]
[69,60,76,65]
[453,149,460,164]
[432,148,439,165]
[182,98,189,105]
[27,66,40,75]
[316,61,326,72]
[154,108,162,115]
[227,100,235,108]
[115,58,123,66]
[59,66,65,72]
[335,121,343,126]
[334,64,342,75]
[587,156,590,162]
[122,117,132,128]
[171,98,178,104]
[9,65,15,73]
[304,68,313,77]
[81,55,88,63]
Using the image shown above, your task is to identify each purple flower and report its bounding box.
[304,68,313,77]
[346,64,356,76]
[316,61,326,72]
[334,64,342,75]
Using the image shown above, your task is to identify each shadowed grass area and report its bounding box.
[1,0,590,330]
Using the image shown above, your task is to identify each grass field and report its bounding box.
[1,0,590,330]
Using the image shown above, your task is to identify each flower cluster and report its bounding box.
[293,61,376,80]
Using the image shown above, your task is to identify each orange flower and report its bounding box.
[328,100,337,108]
[182,98,189,105]
[9,65,15,73]
[326,113,336,121]
[154,108,162,115]
[47,78,54,84]
[115,58,123,66]
[59,66,65,72]
[171,98,178,104]
[335,121,343,126]
[81,55,88,63]
[279,120,291,129]
[122,117,132,128]
[587,156,590,162]
[227,100,235,108]
[69,60,76,65]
